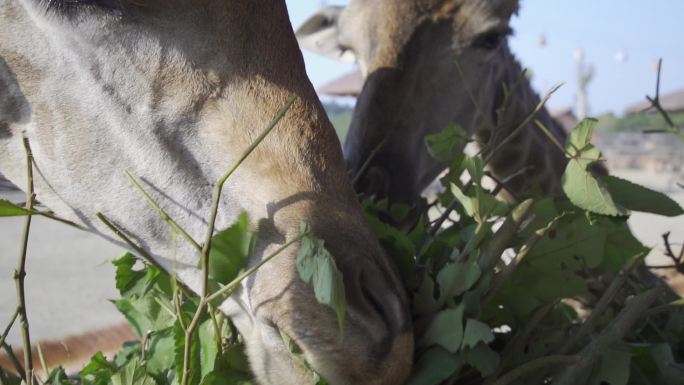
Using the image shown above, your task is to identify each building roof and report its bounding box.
[318,70,364,97]
[624,88,684,114]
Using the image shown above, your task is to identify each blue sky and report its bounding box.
[285,0,684,116]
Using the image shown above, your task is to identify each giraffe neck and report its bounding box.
[478,44,569,198]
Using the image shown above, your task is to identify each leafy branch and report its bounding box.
[646,231,684,274]
[94,96,298,385]
[643,59,684,142]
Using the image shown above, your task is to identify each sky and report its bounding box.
[285,0,684,116]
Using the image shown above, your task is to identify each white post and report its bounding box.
[574,49,594,120]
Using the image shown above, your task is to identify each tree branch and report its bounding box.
[15,138,35,385]
[553,288,662,385]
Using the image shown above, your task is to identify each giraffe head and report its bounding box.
[297,0,559,206]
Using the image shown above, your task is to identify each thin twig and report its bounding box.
[428,179,475,236]
[478,199,534,271]
[96,212,194,298]
[125,171,202,252]
[180,96,296,385]
[173,287,188,331]
[0,310,19,350]
[647,59,674,128]
[15,137,34,385]
[32,211,84,230]
[486,170,527,202]
[534,119,569,155]
[483,84,563,166]
[483,214,562,305]
[486,301,559,384]
[558,252,646,355]
[662,232,682,265]
[490,355,578,385]
[644,59,684,142]
[481,69,531,156]
[207,304,223,356]
[646,264,679,270]
[454,59,496,132]
[645,302,684,318]
[200,95,297,271]
[428,199,461,236]
[207,231,309,303]
[36,342,48,379]
[352,138,387,187]
[0,342,26,382]
[152,295,177,319]
[553,288,662,385]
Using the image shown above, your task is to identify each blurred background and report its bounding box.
[1,0,683,372]
[287,0,684,140]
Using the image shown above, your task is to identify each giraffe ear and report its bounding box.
[493,0,520,18]
[296,6,357,63]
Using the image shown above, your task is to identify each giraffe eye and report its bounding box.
[475,31,504,50]
[474,28,512,50]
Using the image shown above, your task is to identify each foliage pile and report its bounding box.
[363,119,684,384]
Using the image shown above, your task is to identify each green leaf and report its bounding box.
[389,203,412,223]
[112,295,175,337]
[218,344,252,374]
[451,184,509,222]
[405,347,462,385]
[588,350,631,385]
[362,199,416,280]
[145,328,176,377]
[198,370,253,385]
[198,319,219,378]
[562,159,628,216]
[201,344,255,384]
[604,176,684,217]
[461,319,494,350]
[649,344,684,385]
[46,367,75,385]
[296,225,347,334]
[80,352,116,385]
[567,118,599,153]
[0,369,22,385]
[279,330,331,385]
[414,274,440,316]
[174,321,201,385]
[601,218,650,272]
[113,253,151,298]
[209,212,254,285]
[528,214,607,270]
[0,199,32,216]
[563,119,628,216]
[111,358,157,385]
[437,261,481,303]
[464,157,485,184]
[112,341,143,368]
[420,304,465,353]
[463,342,500,377]
[425,124,468,162]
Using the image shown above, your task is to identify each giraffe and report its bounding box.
[297,0,594,207]
[0,1,413,384]
[297,0,676,312]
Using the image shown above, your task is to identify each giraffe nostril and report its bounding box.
[360,271,407,333]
